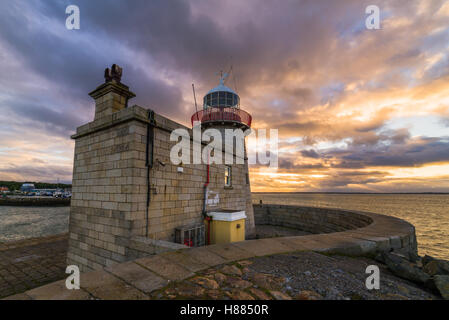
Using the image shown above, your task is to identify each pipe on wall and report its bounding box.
[203,154,211,244]
[145,110,155,237]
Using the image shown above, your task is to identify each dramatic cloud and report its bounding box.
[0,0,449,191]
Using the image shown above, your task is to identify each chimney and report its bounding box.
[89,64,136,120]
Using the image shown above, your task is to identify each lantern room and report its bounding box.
[191,73,252,129]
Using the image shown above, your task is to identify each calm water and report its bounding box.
[252,193,449,260]
[1,194,448,260]
[0,206,70,242]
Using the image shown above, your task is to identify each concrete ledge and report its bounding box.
[4,206,417,300]
[128,236,187,259]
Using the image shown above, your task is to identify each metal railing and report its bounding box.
[191,108,252,127]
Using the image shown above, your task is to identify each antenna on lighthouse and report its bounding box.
[215,71,229,85]
[192,83,198,113]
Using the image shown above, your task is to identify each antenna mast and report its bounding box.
[192,83,198,113]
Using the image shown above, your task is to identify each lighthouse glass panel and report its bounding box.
[204,92,239,109]
[218,92,223,105]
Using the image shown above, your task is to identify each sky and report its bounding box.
[0,0,449,192]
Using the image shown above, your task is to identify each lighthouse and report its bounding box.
[192,72,252,130]
[191,73,255,243]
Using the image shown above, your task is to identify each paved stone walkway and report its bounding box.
[0,234,68,299]
[3,209,421,300]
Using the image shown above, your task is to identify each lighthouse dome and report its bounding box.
[206,83,237,95]
[203,74,240,109]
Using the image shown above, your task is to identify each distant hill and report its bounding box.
[0,180,72,191]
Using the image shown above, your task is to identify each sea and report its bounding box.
[252,193,449,260]
[0,193,448,260]
[0,206,70,243]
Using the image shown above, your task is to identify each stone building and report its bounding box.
[67,65,255,271]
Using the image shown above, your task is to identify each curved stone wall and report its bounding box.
[253,204,373,234]
[253,203,418,255]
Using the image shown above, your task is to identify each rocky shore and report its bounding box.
[150,251,443,300]
[374,248,449,299]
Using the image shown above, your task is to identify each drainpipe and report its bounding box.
[145,110,155,237]
[202,155,211,245]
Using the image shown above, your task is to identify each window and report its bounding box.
[219,92,226,106]
[226,92,233,106]
[224,166,232,187]
[211,92,218,106]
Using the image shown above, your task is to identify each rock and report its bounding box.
[175,283,205,297]
[294,290,322,300]
[270,291,292,300]
[380,293,409,300]
[424,277,439,293]
[390,249,409,260]
[242,267,251,275]
[202,268,218,276]
[237,260,253,267]
[409,251,421,263]
[325,286,346,300]
[248,288,272,300]
[423,260,449,276]
[434,275,449,299]
[415,260,423,268]
[227,277,253,289]
[374,252,385,263]
[392,248,421,263]
[226,290,255,300]
[396,285,410,296]
[383,252,430,284]
[251,273,284,291]
[164,287,177,296]
[422,255,436,266]
[206,289,223,299]
[221,265,243,276]
[349,293,364,300]
[303,271,312,276]
[214,273,227,285]
[190,276,219,290]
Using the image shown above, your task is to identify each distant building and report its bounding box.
[20,183,35,192]
[34,189,58,196]
[0,186,9,192]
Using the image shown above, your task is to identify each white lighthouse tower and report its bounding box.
[191,73,255,241]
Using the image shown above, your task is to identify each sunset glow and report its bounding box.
[0,0,448,192]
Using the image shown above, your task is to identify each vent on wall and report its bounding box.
[175,224,205,247]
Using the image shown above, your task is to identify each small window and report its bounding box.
[226,93,233,106]
[219,92,226,106]
[224,166,232,187]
